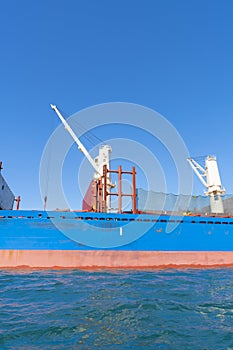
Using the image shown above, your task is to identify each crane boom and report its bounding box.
[51,104,101,176]
[187,155,225,214]
[187,158,207,187]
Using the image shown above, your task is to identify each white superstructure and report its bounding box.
[93,144,112,210]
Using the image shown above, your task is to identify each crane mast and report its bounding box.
[187,156,225,214]
[51,104,113,212]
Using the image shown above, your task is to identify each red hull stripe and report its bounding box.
[0,250,233,268]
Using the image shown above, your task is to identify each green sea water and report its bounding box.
[0,268,233,349]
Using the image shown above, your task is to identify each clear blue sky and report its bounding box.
[1,0,233,209]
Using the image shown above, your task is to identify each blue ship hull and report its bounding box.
[1,210,233,267]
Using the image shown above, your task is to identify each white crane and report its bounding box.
[187,156,225,214]
[51,104,113,211]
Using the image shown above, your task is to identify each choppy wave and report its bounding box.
[0,268,233,349]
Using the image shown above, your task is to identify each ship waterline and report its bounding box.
[1,250,233,268]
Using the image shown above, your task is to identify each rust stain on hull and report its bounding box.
[1,250,233,268]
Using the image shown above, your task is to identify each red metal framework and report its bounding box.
[95,164,137,214]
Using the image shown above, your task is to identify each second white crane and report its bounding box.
[187,155,225,214]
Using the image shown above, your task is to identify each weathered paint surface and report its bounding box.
[1,250,233,268]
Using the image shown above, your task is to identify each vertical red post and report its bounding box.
[132,166,137,214]
[15,196,21,210]
[98,179,102,212]
[118,165,122,213]
[94,180,98,212]
[103,164,107,212]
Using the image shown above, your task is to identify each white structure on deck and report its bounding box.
[51,104,113,212]
[187,156,225,214]
[93,144,112,211]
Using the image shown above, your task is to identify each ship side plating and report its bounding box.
[0,210,233,267]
